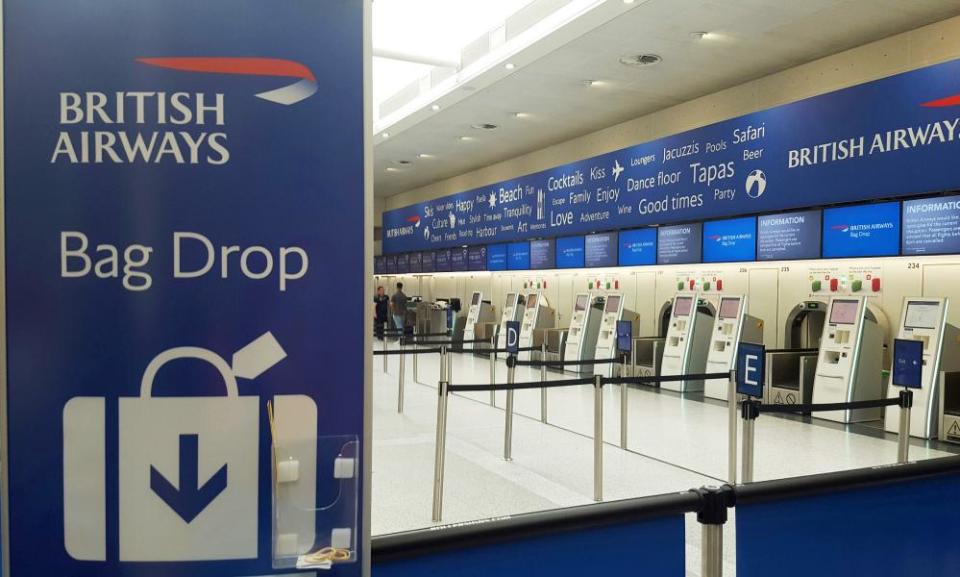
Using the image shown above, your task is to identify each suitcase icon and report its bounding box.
[63,333,304,563]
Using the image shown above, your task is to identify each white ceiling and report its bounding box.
[373,0,960,198]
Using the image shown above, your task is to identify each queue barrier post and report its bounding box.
[695,486,732,577]
[540,342,548,423]
[594,373,604,502]
[741,399,760,484]
[504,356,516,461]
[489,335,497,406]
[412,327,419,384]
[382,332,388,372]
[727,369,737,485]
[431,377,449,523]
[620,355,628,449]
[898,390,914,464]
[397,338,406,413]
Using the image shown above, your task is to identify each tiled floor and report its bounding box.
[371,347,958,575]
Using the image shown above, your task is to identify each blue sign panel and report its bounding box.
[451,247,469,271]
[557,236,585,269]
[757,209,822,261]
[487,244,508,271]
[409,252,423,273]
[506,321,521,355]
[658,223,702,265]
[386,255,398,274]
[468,246,487,271]
[585,232,617,268]
[893,338,924,389]
[384,57,960,254]
[508,241,531,270]
[374,256,386,275]
[737,342,766,398]
[422,250,436,273]
[397,253,410,274]
[616,320,633,354]
[619,228,657,266]
[737,469,960,577]
[531,239,556,270]
[703,217,757,263]
[3,1,366,576]
[902,195,960,255]
[823,202,901,258]
[435,249,452,272]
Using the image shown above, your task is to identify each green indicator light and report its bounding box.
[852,280,862,292]
[812,281,822,292]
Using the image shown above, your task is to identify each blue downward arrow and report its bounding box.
[150,434,228,523]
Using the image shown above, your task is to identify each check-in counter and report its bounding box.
[763,349,819,412]
[939,371,960,444]
[629,337,665,379]
[472,322,499,357]
[542,329,568,373]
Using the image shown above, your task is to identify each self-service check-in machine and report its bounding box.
[661,293,714,392]
[704,295,763,401]
[495,292,524,359]
[519,292,555,360]
[563,293,602,374]
[462,291,494,344]
[885,298,960,438]
[594,294,640,378]
[765,301,828,408]
[812,296,885,423]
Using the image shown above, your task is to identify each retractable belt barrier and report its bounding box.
[401,337,490,346]
[507,356,618,368]
[372,348,444,356]
[739,391,915,483]
[606,372,730,386]
[446,377,595,393]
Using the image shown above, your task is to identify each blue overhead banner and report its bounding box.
[384,57,960,254]
[3,1,366,576]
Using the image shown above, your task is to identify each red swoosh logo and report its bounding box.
[921,94,960,107]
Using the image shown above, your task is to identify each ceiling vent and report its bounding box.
[470,123,499,130]
[619,53,662,67]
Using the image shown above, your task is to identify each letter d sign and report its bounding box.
[506,321,520,355]
[736,342,765,398]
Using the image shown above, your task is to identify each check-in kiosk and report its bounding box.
[519,292,555,360]
[661,293,714,392]
[563,293,602,374]
[764,300,828,408]
[462,291,494,344]
[704,295,763,400]
[594,294,640,378]
[495,293,525,358]
[812,296,884,423]
[886,298,960,438]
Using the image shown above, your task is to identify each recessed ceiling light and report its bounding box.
[385,167,400,172]
[505,62,516,70]
[431,104,441,111]
[691,31,714,40]
[513,112,530,119]
[619,54,662,67]
[381,132,390,139]
[623,0,635,3]
[582,79,603,87]
[459,136,474,142]
[418,153,434,159]
[470,123,499,130]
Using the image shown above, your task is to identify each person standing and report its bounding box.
[390,282,408,332]
[373,286,389,340]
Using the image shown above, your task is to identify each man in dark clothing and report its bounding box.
[373,286,389,340]
[390,282,408,332]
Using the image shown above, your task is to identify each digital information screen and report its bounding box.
[673,296,693,317]
[508,241,531,270]
[658,223,702,265]
[421,250,436,273]
[616,320,632,354]
[556,236,585,269]
[409,252,423,273]
[386,255,398,274]
[904,301,941,330]
[396,253,410,274]
[450,247,468,271]
[435,249,452,272]
[575,294,589,311]
[703,217,757,263]
[605,294,622,313]
[468,246,487,271]
[719,297,741,319]
[530,239,556,270]
[487,244,508,271]
[757,209,822,261]
[585,232,617,268]
[902,195,960,256]
[829,299,860,324]
[822,202,901,258]
[893,338,924,389]
[619,228,657,266]
[374,255,386,275]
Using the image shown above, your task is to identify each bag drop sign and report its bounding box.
[3,1,367,576]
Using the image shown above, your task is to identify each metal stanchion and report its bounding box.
[504,358,516,461]
[489,335,496,406]
[620,356,628,449]
[593,373,604,502]
[898,390,913,464]
[412,327,419,384]
[446,344,454,386]
[741,400,758,484]
[702,524,723,577]
[439,346,447,385]
[398,339,406,413]
[540,342,548,424]
[381,333,388,372]
[431,379,449,523]
[727,370,737,485]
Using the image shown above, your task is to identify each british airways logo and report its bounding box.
[50,57,318,166]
